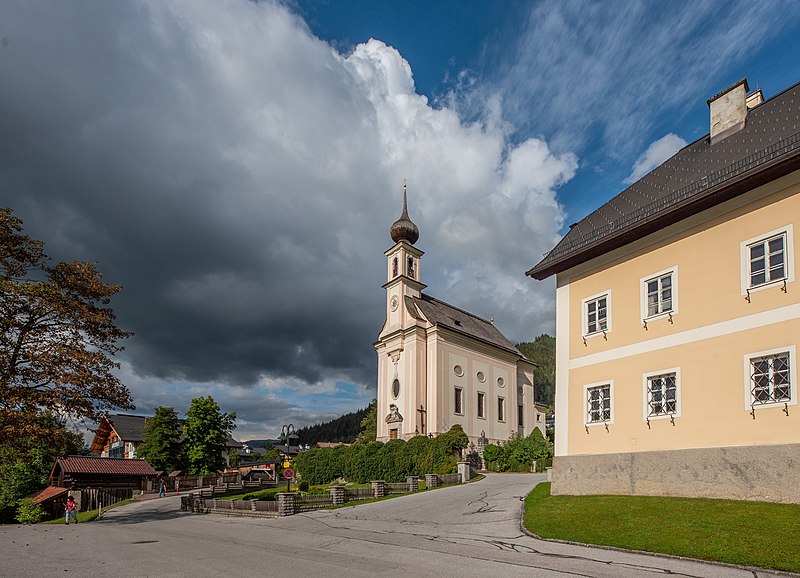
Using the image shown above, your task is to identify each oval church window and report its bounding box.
[392,378,400,398]
[454,365,464,377]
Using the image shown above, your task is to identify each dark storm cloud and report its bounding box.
[0,1,573,435]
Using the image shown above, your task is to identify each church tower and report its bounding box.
[376,182,427,439]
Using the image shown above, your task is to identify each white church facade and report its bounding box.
[375,187,541,445]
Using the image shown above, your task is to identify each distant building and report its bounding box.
[528,78,800,503]
[89,413,243,466]
[376,185,543,445]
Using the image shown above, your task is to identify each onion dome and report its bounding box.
[390,181,419,245]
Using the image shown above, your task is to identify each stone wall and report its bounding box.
[552,443,800,504]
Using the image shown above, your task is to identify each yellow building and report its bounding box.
[527,79,800,503]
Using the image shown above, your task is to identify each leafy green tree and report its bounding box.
[0,208,133,443]
[227,448,241,467]
[0,410,85,522]
[136,406,184,473]
[355,398,377,443]
[517,334,555,406]
[183,396,236,475]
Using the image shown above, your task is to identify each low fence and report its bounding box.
[180,466,472,519]
[181,496,280,517]
[345,487,373,501]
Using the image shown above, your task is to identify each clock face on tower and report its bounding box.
[390,295,399,311]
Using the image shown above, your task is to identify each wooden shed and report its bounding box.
[49,455,157,490]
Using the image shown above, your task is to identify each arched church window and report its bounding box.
[407,256,415,279]
[392,257,398,277]
[392,378,400,398]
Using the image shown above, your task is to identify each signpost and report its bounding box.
[277,423,300,492]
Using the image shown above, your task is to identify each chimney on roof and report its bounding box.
[707,78,749,145]
[746,87,764,109]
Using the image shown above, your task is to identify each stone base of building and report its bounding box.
[552,443,800,504]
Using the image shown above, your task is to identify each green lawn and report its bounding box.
[524,483,800,573]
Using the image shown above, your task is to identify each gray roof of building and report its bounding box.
[407,293,525,357]
[527,80,800,280]
[108,414,148,443]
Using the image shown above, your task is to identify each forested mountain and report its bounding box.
[293,405,370,446]
[516,334,555,408]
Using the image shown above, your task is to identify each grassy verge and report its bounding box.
[41,498,137,524]
[524,483,800,574]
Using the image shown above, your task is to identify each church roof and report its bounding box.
[407,294,526,358]
[527,79,800,280]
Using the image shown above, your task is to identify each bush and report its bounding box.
[482,429,553,472]
[295,425,470,484]
[297,480,309,492]
[15,499,46,525]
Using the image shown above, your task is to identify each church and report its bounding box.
[375,185,541,445]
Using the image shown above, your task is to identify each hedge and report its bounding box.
[294,425,469,485]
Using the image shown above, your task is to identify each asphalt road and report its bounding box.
[2,474,790,577]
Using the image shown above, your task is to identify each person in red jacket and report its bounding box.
[65,496,78,525]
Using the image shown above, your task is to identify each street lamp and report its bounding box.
[277,424,300,491]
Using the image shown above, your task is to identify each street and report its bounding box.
[2,474,789,577]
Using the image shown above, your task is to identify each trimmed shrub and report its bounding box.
[295,425,469,484]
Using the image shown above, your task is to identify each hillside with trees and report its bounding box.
[516,334,555,407]
[292,404,371,446]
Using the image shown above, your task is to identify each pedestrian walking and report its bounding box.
[174,478,179,494]
[65,496,78,525]
[158,480,166,498]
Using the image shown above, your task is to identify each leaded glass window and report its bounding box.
[454,387,463,414]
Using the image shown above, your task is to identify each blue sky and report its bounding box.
[2,0,800,440]
[300,0,800,228]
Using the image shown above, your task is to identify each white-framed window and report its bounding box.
[582,291,611,337]
[497,396,505,422]
[477,392,485,419]
[744,346,796,411]
[640,267,678,320]
[454,386,463,415]
[583,381,613,425]
[740,225,794,294]
[642,368,681,420]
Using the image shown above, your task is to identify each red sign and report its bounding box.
[283,468,294,480]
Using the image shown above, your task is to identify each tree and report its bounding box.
[0,208,133,442]
[183,396,236,475]
[0,410,85,522]
[355,398,377,443]
[517,334,555,407]
[136,406,184,473]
